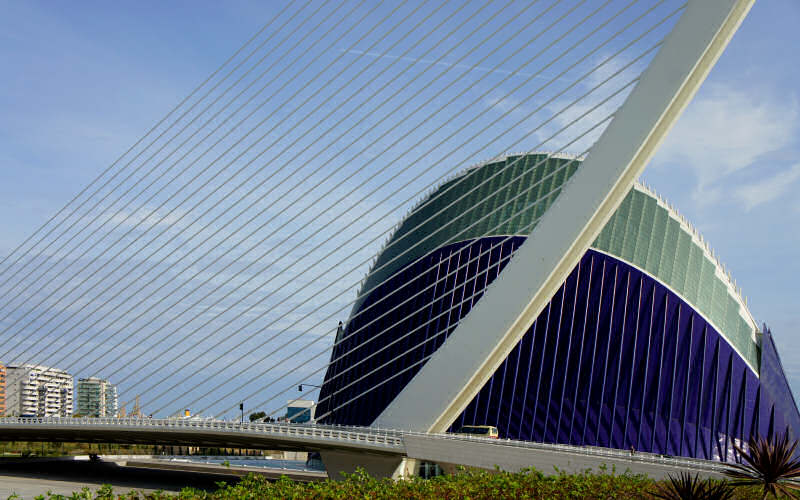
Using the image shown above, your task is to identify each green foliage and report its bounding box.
[652,472,734,500]
[93,485,113,500]
[19,468,654,500]
[725,432,800,499]
[15,468,795,500]
[248,412,267,422]
[0,440,157,457]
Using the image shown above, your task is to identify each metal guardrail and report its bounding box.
[0,417,404,449]
[0,417,734,472]
[401,430,734,473]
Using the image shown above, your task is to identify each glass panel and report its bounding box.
[634,196,655,269]
[660,218,679,289]
[621,191,643,262]
[647,205,668,276]
[696,258,715,314]
[685,245,703,305]
[672,231,690,292]
[610,195,631,257]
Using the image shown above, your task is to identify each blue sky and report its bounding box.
[0,1,798,417]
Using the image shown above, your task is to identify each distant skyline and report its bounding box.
[1,1,798,408]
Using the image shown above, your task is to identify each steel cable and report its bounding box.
[115,0,644,410]
[147,2,672,414]
[161,72,633,417]
[174,65,643,417]
[0,0,380,351]
[0,1,297,280]
[4,0,680,424]
[20,0,563,384]
[0,0,316,299]
[240,124,611,422]
[0,0,424,361]
[3,0,512,382]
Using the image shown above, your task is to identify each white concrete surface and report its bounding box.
[402,434,730,480]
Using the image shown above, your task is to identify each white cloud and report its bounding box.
[484,96,522,114]
[653,83,799,203]
[735,162,800,210]
[105,206,192,232]
[481,50,647,156]
[344,50,551,82]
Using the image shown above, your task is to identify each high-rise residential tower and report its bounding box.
[6,364,73,417]
[76,377,119,418]
[0,363,6,416]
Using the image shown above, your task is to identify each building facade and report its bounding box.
[0,363,6,416]
[6,364,73,417]
[285,399,315,423]
[76,377,119,417]
[317,153,800,462]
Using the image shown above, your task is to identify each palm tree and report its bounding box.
[725,432,800,499]
[652,471,734,500]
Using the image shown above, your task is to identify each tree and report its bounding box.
[724,431,800,499]
[248,411,267,422]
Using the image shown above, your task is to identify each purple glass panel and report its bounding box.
[317,239,799,463]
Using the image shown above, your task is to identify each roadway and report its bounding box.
[0,417,733,480]
[0,459,238,499]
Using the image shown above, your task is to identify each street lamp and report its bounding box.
[298,383,322,392]
[239,402,244,423]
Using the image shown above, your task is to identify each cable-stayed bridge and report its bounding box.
[0,417,731,480]
[0,0,771,479]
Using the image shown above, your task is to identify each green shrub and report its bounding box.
[27,468,790,499]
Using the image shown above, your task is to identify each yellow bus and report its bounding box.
[455,425,499,439]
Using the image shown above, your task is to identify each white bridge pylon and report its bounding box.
[374,0,755,433]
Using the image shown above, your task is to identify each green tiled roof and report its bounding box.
[359,153,759,370]
[361,153,579,295]
[594,186,759,369]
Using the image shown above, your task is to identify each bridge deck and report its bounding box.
[0,418,403,454]
[0,418,732,479]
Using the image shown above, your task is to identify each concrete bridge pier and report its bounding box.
[320,451,415,480]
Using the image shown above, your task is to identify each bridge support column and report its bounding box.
[320,450,412,480]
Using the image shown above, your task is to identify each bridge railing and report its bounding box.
[400,429,734,472]
[0,417,405,448]
[0,417,736,471]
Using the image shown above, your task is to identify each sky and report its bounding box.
[0,0,798,417]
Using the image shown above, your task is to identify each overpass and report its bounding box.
[0,418,732,480]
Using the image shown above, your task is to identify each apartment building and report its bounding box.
[76,377,118,417]
[0,363,6,416]
[6,364,73,417]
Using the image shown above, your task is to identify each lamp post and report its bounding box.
[239,402,244,423]
[297,383,322,392]
[297,384,323,424]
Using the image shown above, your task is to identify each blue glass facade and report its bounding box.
[318,236,522,427]
[286,406,313,423]
[318,239,800,462]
